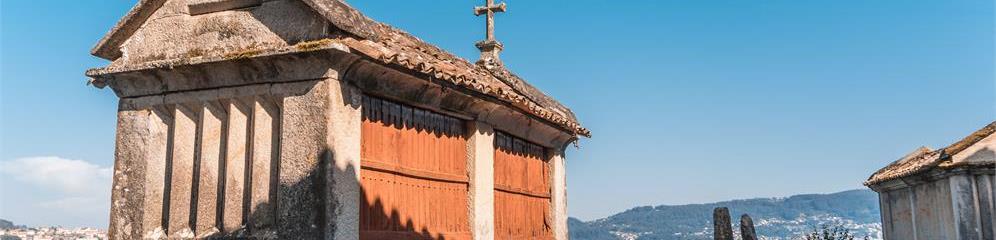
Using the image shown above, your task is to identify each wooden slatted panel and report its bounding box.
[360,96,471,240]
[494,131,552,240]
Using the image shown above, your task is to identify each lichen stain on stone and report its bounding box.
[193,16,252,41]
[222,43,266,60]
[294,38,336,51]
[184,48,209,59]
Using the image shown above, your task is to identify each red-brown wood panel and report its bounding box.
[360,96,471,240]
[494,132,552,240]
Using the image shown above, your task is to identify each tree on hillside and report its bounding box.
[800,222,869,240]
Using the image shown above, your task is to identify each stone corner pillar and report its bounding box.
[467,121,496,240]
[108,97,170,240]
[326,79,363,240]
[274,77,363,240]
[948,174,982,240]
[550,147,569,240]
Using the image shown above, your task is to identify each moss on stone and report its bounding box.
[294,39,336,51]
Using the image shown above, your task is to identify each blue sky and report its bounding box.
[1,0,993,227]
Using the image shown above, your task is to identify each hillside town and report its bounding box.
[0,221,106,240]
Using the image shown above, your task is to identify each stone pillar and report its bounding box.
[108,97,170,239]
[221,98,251,234]
[165,102,199,238]
[550,148,569,240]
[976,174,994,240]
[467,121,495,240]
[950,174,982,240]
[249,96,278,238]
[194,102,225,237]
[740,214,757,240]
[713,207,733,240]
[244,77,359,239]
[325,79,363,240]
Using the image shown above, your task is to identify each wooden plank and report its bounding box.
[359,96,470,240]
[493,131,552,240]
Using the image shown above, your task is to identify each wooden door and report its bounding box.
[494,131,552,240]
[360,96,471,240]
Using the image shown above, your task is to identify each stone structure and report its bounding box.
[86,0,588,239]
[713,207,733,240]
[865,121,995,240]
[739,214,756,240]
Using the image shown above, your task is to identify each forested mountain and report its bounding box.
[570,189,881,240]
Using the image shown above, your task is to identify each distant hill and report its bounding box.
[570,189,882,240]
[0,219,15,230]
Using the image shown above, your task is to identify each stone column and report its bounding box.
[740,214,757,240]
[273,80,323,238]
[713,207,733,240]
[108,96,170,239]
[467,121,495,240]
[195,102,225,237]
[166,102,199,238]
[550,148,569,240]
[221,98,251,234]
[950,174,982,240]
[269,77,361,239]
[248,96,278,238]
[325,78,362,240]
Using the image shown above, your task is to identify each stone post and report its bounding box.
[740,214,757,240]
[274,78,362,239]
[949,174,982,240]
[713,207,733,240]
[551,148,570,240]
[325,79,363,240]
[467,121,495,240]
[107,97,171,239]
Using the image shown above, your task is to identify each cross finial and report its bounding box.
[474,0,507,65]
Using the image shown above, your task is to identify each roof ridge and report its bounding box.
[938,120,996,160]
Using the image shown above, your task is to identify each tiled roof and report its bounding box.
[865,121,996,186]
[89,0,589,138]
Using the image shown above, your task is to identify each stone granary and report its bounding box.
[86,0,589,239]
[865,121,995,240]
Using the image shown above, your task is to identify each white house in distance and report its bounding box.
[865,121,995,240]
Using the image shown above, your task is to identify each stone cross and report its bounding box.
[740,214,758,240]
[474,0,506,43]
[473,0,507,64]
[713,207,734,240]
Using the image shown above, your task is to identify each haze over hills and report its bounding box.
[570,189,882,240]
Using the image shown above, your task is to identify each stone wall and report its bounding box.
[878,171,995,240]
[117,0,329,66]
[108,79,355,239]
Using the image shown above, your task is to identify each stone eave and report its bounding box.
[87,38,590,138]
[866,162,995,192]
[86,40,352,86]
